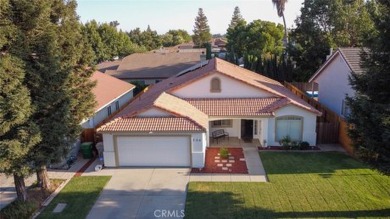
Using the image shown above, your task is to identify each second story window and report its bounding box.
[210,77,221,93]
[115,101,120,111]
[107,106,112,116]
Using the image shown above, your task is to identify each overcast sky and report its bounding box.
[76,0,305,34]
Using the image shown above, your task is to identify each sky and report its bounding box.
[76,0,305,35]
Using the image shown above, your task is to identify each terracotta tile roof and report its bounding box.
[91,71,135,111]
[98,117,203,132]
[98,58,321,132]
[107,51,205,79]
[169,58,321,115]
[186,98,290,116]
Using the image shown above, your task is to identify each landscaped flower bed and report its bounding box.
[191,148,248,174]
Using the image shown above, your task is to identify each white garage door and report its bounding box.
[117,136,191,167]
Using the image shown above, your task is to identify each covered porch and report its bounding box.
[208,118,268,148]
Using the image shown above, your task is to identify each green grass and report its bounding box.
[185,152,390,219]
[38,176,111,219]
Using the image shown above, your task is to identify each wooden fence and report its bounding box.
[290,82,318,92]
[284,82,354,154]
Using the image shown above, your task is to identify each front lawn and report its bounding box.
[38,176,111,219]
[185,152,390,218]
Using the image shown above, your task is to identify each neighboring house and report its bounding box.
[309,47,364,117]
[105,49,205,85]
[97,58,320,168]
[96,59,121,73]
[81,71,135,129]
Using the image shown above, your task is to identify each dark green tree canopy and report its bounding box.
[161,29,191,47]
[83,20,144,63]
[347,0,390,173]
[192,8,212,47]
[289,0,374,81]
[128,26,161,51]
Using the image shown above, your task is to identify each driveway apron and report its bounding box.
[85,167,190,219]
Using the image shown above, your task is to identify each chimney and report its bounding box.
[326,48,334,60]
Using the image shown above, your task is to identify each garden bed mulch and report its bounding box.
[191,148,248,174]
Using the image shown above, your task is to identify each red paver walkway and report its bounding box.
[191,148,248,174]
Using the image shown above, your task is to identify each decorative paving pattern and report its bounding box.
[191,148,248,174]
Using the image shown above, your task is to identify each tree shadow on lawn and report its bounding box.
[259,151,374,175]
[185,190,390,219]
[39,187,188,219]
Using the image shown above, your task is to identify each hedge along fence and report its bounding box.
[284,82,354,155]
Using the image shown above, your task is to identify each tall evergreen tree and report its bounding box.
[228,6,244,30]
[0,0,41,202]
[27,0,97,190]
[192,8,212,47]
[347,0,390,173]
[0,54,41,201]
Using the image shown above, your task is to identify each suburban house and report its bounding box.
[97,58,321,168]
[309,47,363,117]
[96,59,121,73]
[105,48,205,85]
[81,71,135,129]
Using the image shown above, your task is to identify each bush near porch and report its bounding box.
[185,152,390,218]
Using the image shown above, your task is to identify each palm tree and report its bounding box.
[272,0,288,46]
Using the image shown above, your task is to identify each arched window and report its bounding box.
[275,116,303,141]
[210,77,221,93]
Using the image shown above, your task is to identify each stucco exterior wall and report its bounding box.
[267,105,317,146]
[314,55,355,116]
[138,107,172,117]
[172,72,275,98]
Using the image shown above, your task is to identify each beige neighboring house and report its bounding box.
[103,48,205,85]
[309,47,364,118]
[81,71,135,129]
[97,58,321,168]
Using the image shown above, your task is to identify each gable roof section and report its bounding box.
[169,58,320,115]
[309,47,365,82]
[91,71,135,111]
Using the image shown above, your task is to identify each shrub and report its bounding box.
[291,141,300,150]
[299,141,310,150]
[219,147,229,159]
[279,136,292,150]
[0,200,37,219]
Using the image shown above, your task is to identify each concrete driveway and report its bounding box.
[84,168,190,219]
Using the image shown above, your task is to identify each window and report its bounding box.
[107,106,112,116]
[115,101,120,111]
[275,116,303,141]
[211,120,232,128]
[341,99,350,117]
[210,77,221,92]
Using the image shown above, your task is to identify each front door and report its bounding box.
[241,119,253,142]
